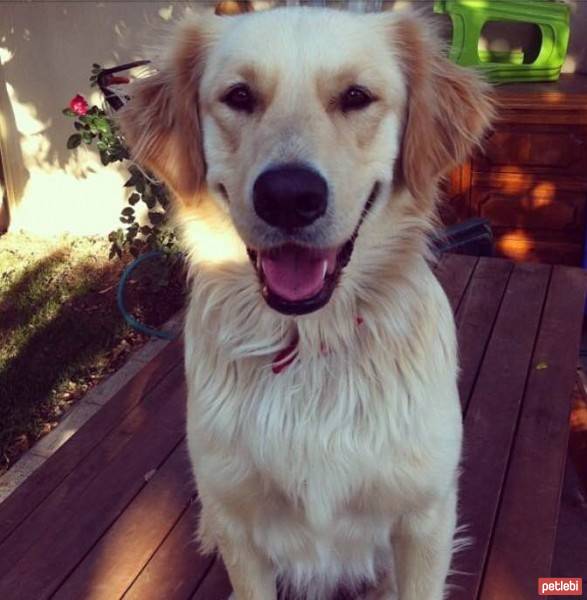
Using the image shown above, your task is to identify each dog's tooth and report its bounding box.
[322,260,328,279]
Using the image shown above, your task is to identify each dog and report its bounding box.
[121,5,492,599]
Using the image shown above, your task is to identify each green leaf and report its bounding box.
[96,140,106,151]
[143,194,156,210]
[95,117,111,134]
[74,121,83,131]
[82,131,93,144]
[148,212,165,226]
[124,174,137,188]
[66,133,82,149]
[128,193,140,205]
[117,147,131,161]
[62,107,76,117]
[109,240,123,260]
[158,193,170,209]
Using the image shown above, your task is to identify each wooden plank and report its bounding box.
[122,499,215,600]
[455,258,513,414]
[52,442,194,600]
[479,266,587,600]
[0,338,183,545]
[191,557,232,600]
[551,459,587,582]
[0,368,186,600]
[435,253,479,314]
[0,360,185,579]
[448,262,551,600]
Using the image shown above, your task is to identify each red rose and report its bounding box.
[69,94,88,116]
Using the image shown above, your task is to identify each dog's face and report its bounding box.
[122,7,492,316]
[199,10,407,315]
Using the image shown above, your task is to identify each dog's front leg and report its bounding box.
[218,534,277,600]
[392,490,457,600]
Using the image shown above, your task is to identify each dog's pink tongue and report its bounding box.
[261,246,337,302]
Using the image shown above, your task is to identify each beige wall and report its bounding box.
[0,1,209,236]
[0,0,585,236]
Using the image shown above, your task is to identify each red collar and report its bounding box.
[272,338,299,374]
[272,316,364,374]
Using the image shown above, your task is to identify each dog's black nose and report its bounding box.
[253,165,328,229]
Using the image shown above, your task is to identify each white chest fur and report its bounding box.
[184,261,462,595]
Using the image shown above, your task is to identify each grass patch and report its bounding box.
[0,232,186,474]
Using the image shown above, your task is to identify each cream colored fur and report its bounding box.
[120,6,493,600]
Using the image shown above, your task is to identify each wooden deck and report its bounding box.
[0,255,585,600]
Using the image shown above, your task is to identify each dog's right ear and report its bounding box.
[120,16,223,201]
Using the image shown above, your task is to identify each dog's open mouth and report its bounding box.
[247,182,380,315]
[248,242,350,315]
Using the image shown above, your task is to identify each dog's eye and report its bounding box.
[340,86,374,112]
[222,84,255,113]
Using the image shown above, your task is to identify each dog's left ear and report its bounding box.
[120,16,223,201]
[385,11,494,204]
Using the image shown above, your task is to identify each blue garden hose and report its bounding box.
[116,250,178,340]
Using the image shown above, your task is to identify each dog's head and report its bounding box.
[121,7,492,317]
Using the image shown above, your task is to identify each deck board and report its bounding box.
[0,366,186,600]
[434,253,478,313]
[448,263,552,600]
[454,258,513,413]
[191,557,233,600]
[0,257,584,600]
[0,358,185,584]
[479,266,587,600]
[123,499,215,600]
[53,441,194,600]
[0,339,183,546]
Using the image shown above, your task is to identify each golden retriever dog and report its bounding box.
[121,5,492,599]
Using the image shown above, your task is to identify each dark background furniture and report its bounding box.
[441,74,587,266]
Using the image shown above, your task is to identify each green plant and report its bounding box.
[63,64,178,260]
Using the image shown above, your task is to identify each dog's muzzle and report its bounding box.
[248,180,380,316]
